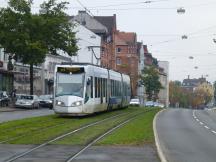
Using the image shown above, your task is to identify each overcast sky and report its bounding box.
[1,0,216,82]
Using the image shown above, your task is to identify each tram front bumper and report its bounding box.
[54,105,83,115]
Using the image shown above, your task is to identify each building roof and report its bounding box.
[182,77,207,87]
[115,31,137,46]
[143,45,149,53]
[94,15,116,34]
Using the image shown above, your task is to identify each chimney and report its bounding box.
[188,75,190,79]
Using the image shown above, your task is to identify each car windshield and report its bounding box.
[20,95,33,100]
[56,72,84,97]
[39,95,52,99]
[131,99,139,102]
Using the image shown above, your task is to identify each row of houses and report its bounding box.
[0,10,169,106]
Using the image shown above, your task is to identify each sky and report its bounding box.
[1,0,216,83]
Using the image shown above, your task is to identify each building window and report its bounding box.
[116,47,121,53]
[116,58,121,65]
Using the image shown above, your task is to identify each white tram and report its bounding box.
[53,63,131,116]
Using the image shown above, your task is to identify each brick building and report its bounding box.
[114,31,139,97]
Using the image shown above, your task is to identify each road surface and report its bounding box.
[156,108,216,162]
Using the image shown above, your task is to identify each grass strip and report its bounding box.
[5,107,140,144]
[51,109,145,145]
[97,108,161,146]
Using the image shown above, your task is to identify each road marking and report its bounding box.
[193,110,216,136]
[204,126,210,129]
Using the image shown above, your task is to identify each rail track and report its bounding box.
[0,110,129,144]
[4,109,152,162]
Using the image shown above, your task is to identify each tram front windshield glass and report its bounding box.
[56,73,84,97]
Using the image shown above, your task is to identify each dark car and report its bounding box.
[0,91,10,107]
[39,95,53,109]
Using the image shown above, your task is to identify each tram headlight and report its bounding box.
[56,100,65,106]
[71,101,82,107]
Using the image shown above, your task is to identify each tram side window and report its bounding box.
[98,78,101,98]
[113,80,115,96]
[91,76,93,98]
[114,81,116,96]
[95,77,97,98]
[111,80,113,96]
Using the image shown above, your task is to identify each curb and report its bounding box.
[153,109,167,162]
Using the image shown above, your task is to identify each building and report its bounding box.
[13,63,42,95]
[0,49,13,93]
[72,11,117,69]
[13,54,72,95]
[69,21,102,65]
[114,31,139,97]
[182,76,207,92]
[158,61,169,107]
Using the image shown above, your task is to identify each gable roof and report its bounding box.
[94,15,116,34]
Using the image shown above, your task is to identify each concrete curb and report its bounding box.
[153,109,167,162]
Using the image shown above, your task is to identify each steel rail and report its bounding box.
[65,109,152,162]
[5,111,132,162]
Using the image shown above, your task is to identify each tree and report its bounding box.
[140,66,163,101]
[213,81,216,104]
[0,0,78,95]
[194,83,213,105]
[169,81,213,109]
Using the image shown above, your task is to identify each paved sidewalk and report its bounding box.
[0,106,25,112]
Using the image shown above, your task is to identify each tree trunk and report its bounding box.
[30,63,34,95]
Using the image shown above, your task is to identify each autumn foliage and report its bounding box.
[169,81,213,108]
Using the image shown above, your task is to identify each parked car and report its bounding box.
[38,95,53,109]
[145,101,154,107]
[15,95,39,109]
[129,98,140,106]
[15,94,26,101]
[0,91,10,107]
[154,102,165,108]
[153,102,160,107]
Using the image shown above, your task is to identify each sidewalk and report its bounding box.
[0,106,25,112]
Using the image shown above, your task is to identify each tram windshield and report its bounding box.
[56,72,84,97]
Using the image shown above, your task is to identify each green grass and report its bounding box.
[97,108,161,146]
[52,111,140,145]
[0,107,141,144]
[0,107,160,146]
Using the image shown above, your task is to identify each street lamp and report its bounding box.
[177,7,185,14]
[182,35,188,39]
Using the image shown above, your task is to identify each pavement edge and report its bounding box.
[153,109,167,162]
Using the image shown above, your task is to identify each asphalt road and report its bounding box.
[0,108,54,123]
[156,108,216,162]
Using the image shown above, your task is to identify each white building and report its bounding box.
[70,21,102,65]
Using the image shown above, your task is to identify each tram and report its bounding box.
[53,63,131,116]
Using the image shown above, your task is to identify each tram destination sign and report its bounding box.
[57,67,84,74]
